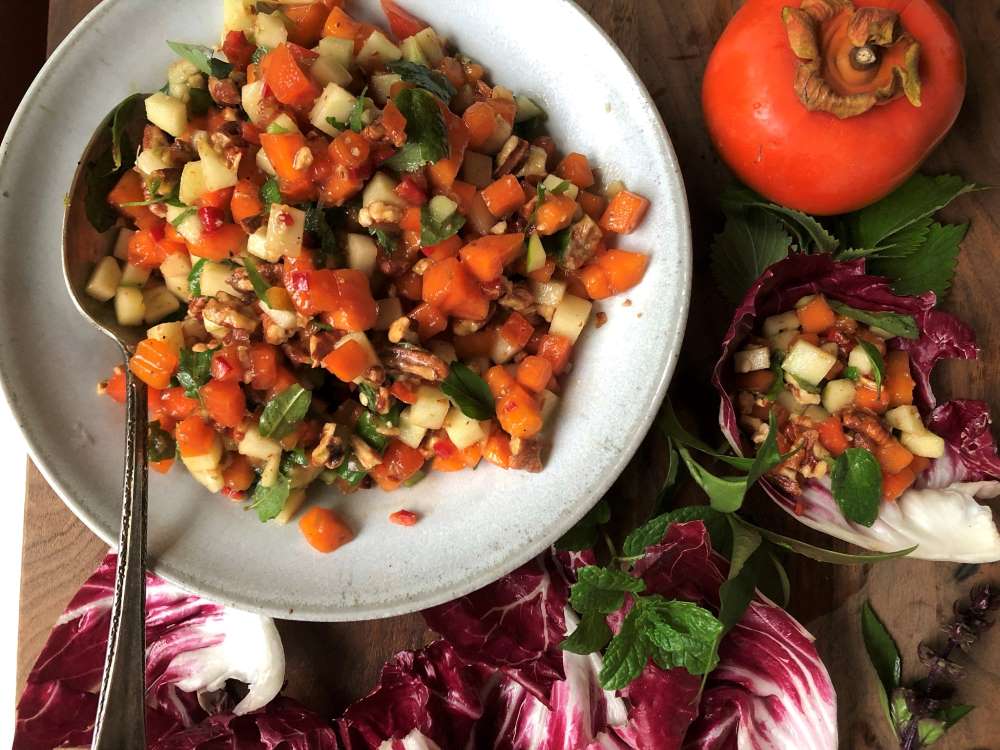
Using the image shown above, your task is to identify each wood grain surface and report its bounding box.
[17,1,1000,747]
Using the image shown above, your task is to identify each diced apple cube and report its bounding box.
[223,0,255,38]
[266,204,306,259]
[443,407,487,450]
[197,142,239,192]
[362,171,405,209]
[346,233,378,277]
[198,261,241,299]
[145,93,188,138]
[900,429,946,459]
[146,321,185,356]
[886,405,924,434]
[529,278,567,308]
[549,294,592,344]
[734,346,770,374]
[822,379,856,414]
[166,204,203,245]
[112,228,133,261]
[763,310,801,338]
[782,339,837,386]
[114,286,145,326]
[309,83,356,137]
[411,27,445,66]
[317,37,354,68]
[311,56,352,88]
[120,262,151,287]
[239,426,282,461]
[356,30,402,69]
[409,386,450,430]
[400,36,429,65]
[85,257,121,302]
[179,161,208,205]
[370,73,402,105]
[398,409,428,450]
[143,285,181,324]
[136,148,170,175]
[848,345,875,376]
[242,80,268,127]
[274,489,307,525]
[541,173,579,201]
[254,12,288,49]
[539,389,560,427]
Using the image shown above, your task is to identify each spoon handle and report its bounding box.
[92,357,148,749]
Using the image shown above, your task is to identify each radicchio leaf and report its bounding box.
[13,553,334,750]
[714,254,1000,562]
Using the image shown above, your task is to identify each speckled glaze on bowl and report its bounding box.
[0,0,691,620]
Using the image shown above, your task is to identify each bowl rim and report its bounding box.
[0,0,692,620]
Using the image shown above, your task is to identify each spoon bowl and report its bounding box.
[63,94,153,750]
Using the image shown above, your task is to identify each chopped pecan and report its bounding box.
[308,332,339,364]
[560,215,604,271]
[203,294,259,332]
[226,267,255,294]
[494,136,529,177]
[263,317,290,345]
[381,344,450,381]
[842,409,892,446]
[312,423,345,470]
[281,336,313,366]
[142,124,169,152]
[498,283,536,313]
[209,76,241,106]
[509,438,544,473]
[350,435,383,470]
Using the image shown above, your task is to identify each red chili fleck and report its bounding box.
[221,488,246,502]
[278,211,294,226]
[199,206,225,234]
[389,510,419,526]
[289,271,310,291]
[395,176,428,206]
[211,355,233,380]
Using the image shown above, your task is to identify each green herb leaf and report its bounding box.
[349,86,371,133]
[333,454,367,487]
[555,499,610,551]
[570,566,645,614]
[420,204,466,247]
[561,611,612,655]
[171,207,198,228]
[386,60,457,102]
[843,365,861,381]
[832,447,882,527]
[441,362,495,420]
[857,339,885,395]
[260,177,281,213]
[720,184,839,253]
[370,226,399,253]
[176,349,213,398]
[623,506,732,559]
[326,116,349,131]
[251,474,290,522]
[828,302,919,340]
[243,256,271,302]
[356,410,389,453]
[678,445,749,513]
[658,398,753,470]
[867,221,968,299]
[187,87,213,116]
[847,173,978,250]
[641,596,724,676]
[934,704,974,730]
[281,448,309,473]
[304,204,344,267]
[384,88,448,172]
[259,384,312,440]
[188,258,208,298]
[710,208,793,305]
[148,421,177,462]
[167,40,233,79]
[111,94,141,171]
[251,46,269,65]
[861,601,902,704]
[599,605,649,690]
[737,517,916,563]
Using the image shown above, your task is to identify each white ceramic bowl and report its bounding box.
[0,0,691,620]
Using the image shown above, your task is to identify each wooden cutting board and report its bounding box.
[18,2,1000,747]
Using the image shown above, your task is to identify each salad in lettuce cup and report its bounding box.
[714,254,1000,562]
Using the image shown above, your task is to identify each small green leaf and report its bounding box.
[147,421,177,462]
[720,184,839,253]
[167,40,233,79]
[356,410,389,453]
[641,596,723,676]
[867,221,968,299]
[599,605,650,691]
[827,302,919,339]
[260,177,281,212]
[326,116,349,131]
[441,362,495,420]
[188,258,208,298]
[861,601,902,702]
[386,60,457,102]
[677,446,748,513]
[561,610,612,655]
[349,86,370,133]
[251,474,291,522]
[857,340,885,396]
[843,365,861,381]
[421,204,466,247]
[111,94,142,171]
[934,704,974,730]
[176,348,213,398]
[831,448,882,527]
[711,208,793,305]
[332,454,368,487]
[384,88,449,172]
[555,499,610,551]
[623,506,732,559]
[258,384,312,440]
[170,207,197,228]
[717,518,764,631]
[243,256,272,302]
[570,566,645,614]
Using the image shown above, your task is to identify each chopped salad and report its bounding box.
[88,0,652,553]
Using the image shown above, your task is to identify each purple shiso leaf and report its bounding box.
[714,253,1000,562]
[13,553,335,750]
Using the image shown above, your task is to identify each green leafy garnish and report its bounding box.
[176,349,213,398]
[167,40,233,79]
[326,116,349,131]
[386,60,457,102]
[84,95,142,232]
[828,302,919,340]
[304,204,343,267]
[560,611,613,655]
[111,94,141,171]
[243,256,271,302]
[867,221,968,298]
[349,86,371,133]
[384,88,449,172]
[251,46,269,65]
[857,339,885,395]
[370,226,399,253]
[740,517,915,564]
[187,258,208,297]
[861,600,902,729]
[623,505,731,559]
[170,207,197,228]
[831,448,882,527]
[260,177,282,213]
[441,362,495,420]
[711,208,793,305]
[251,474,291,522]
[187,87,213,116]
[266,121,291,135]
[148,421,177,462]
[719,185,840,253]
[356,410,390,453]
[555,499,610,551]
[420,204,466,247]
[258,384,312,440]
[333,454,367,487]
[843,365,861,381]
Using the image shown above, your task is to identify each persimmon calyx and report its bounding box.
[782,0,922,119]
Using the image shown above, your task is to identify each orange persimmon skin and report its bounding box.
[702,0,965,215]
[299,507,354,553]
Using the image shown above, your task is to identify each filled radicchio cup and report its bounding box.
[714,253,1000,562]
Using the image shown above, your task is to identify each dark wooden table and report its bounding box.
[17,2,1000,747]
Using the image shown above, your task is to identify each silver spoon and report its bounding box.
[63,95,153,749]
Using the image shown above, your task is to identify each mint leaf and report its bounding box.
[570,566,645,614]
[555,499,610,551]
[847,173,977,249]
[421,204,466,246]
[384,88,448,172]
[867,221,968,298]
[243,256,271,302]
[370,226,399,253]
[187,87,213,116]
[349,86,370,133]
[251,474,290,522]
[831,448,882,527]
[711,208,792,305]
[326,116,349,131]
[857,339,885,395]
[599,605,650,691]
[332,454,368,487]
[167,40,233,79]
[176,349,213,398]
[259,384,312,439]
[441,362,495,420]
[386,60,457,102]
[641,596,723,676]
[828,302,918,340]
[304,204,344,267]
[623,506,731,558]
[561,611,612,655]
[260,177,281,212]
[356,410,389,453]
[147,421,176,462]
[720,185,839,253]
[188,258,208,298]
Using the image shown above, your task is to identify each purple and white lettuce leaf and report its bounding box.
[714,253,1000,562]
[14,552,335,750]
[341,521,836,750]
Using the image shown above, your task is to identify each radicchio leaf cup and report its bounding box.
[714,254,1000,562]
